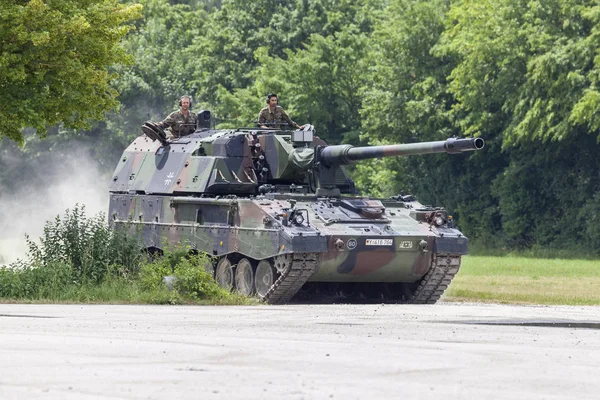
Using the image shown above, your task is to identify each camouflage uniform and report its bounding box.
[258,105,299,129]
[159,110,197,138]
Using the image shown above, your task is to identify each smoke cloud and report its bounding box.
[0,143,110,265]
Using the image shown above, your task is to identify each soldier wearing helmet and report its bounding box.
[158,95,197,138]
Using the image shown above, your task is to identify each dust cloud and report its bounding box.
[0,145,111,265]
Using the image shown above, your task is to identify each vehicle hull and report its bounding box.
[109,193,467,289]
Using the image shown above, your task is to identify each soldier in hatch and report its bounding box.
[258,93,304,129]
[158,95,197,138]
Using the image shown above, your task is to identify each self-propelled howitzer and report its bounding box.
[109,120,484,303]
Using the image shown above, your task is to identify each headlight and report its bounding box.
[294,213,305,225]
[434,216,445,226]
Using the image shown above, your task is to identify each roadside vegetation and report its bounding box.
[445,255,600,306]
[3,207,599,306]
[0,207,254,305]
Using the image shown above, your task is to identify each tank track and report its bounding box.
[406,254,461,304]
[263,252,320,305]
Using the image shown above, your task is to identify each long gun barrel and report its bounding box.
[319,137,484,166]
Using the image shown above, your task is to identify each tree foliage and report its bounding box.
[3,0,600,253]
[0,0,142,143]
[438,0,600,144]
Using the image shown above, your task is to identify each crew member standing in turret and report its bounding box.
[158,95,197,138]
[258,94,304,129]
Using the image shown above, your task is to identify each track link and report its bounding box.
[263,252,320,304]
[407,254,461,304]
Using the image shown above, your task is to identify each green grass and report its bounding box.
[468,244,599,260]
[0,278,258,305]
[0,260,258,305]
[458,255,600,277]
[445,255,600,305]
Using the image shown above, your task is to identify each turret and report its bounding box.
[110,124,484,197]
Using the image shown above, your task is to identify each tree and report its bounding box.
[187,0,381,111]
[109,0,207,145]
[433,0,600,249]
[0,0,142,143]
[437,0,600,145]
[214,26,372,144]
[354,0,507,241]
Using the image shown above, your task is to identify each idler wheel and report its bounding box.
[274,254,292,274]
[255,259,276,299]
[235,258,255,296]
[215,257,234,291]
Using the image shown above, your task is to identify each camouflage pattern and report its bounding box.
[258,105,299,129]
[109,124,484,304]
[159,110,197,138]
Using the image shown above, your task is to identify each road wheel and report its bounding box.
[255,259,276,299]
[235,258,255,296]
[215,257,234,291]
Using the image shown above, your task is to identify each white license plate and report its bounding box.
[365,239,393,246]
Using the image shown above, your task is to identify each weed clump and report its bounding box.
[26,205,142,284]
[0,206,253,305]
[139,245,239,304]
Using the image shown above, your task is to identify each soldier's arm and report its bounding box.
[280,108,300,129]
[158,112,177,129]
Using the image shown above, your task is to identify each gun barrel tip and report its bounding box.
[474,137,485,149]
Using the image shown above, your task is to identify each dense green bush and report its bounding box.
[0,206,143,299]
[0,207,251,304]
[25,205,143,283]
[140,246,230,302]
[0,261,73,299]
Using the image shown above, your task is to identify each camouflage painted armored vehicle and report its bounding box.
[109,115,484,304]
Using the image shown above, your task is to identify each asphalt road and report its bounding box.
[0,303,598,400]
